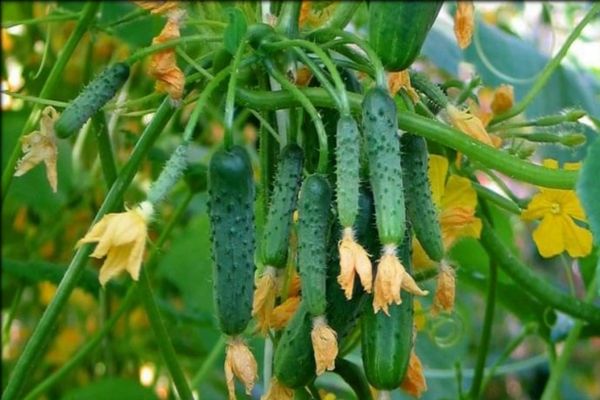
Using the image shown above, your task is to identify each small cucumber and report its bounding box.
[368,2,443,71]
[401,133,444,262]
[261,144,304,268]
[361,230,414,390]
[362,87,406,245]
[336,115,361,229]
[297,174,333,317]
[208,146,256,335]
[55,63,130,138]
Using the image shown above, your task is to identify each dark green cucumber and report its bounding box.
[409,71,448,113]
[362,87,406,245]
[297,174,332,317]
[336,115,361,228]
[368,2,443,71]
[55,63,130,138]
[401,133,444,261]
[208,146,256,335]
[361,230,414,390]
[261,144,304,268]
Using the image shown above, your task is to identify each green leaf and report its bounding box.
[223,7,247,55]
[62,378,158,400]
[577,137,600,246]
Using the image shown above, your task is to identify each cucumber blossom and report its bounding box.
[401,133,444,262]
[368,2,443,71]
[261,144,304,268]
[55,63,130,138]
[208,146,256,335]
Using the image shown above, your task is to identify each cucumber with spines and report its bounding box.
[401,133,444,262]
[208,146,256,335]
[55,63,130,138]
[261,144,304,268]
[336,115,361,229]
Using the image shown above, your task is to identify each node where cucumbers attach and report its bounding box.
[297,174,338,375]
[362,87,428,315]
[208,145,258,400]
[252,144,304,335]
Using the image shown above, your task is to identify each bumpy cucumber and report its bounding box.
[297,174,332,316]
[55,63,130,138]
[368,2,443,71]
[208,146,256,335]
[261,144,304,268]
[336,115,361,228]
[361,230,414,389]
[401,133,444,262]
[362,87,406,245]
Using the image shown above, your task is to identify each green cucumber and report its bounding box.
[336,115,361,228]
[297,174,332,317]
[208,146,256,335]
[368,2,443,71]
[361,230,414,390]
[362,87,406,245]
[401,133,444,261]
[55,63,130,138]
[261,144,304,268]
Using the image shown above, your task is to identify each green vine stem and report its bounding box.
[92,113,118,188]
[2,3,100,201]
[235,88,579,189]
[489,3,600,125]
[224,41,247,149]
[124,35,222,66]
[540,273,599,400]
[470,181,521,215]
[2,10,81,28]
[190,336,227,388]
[2,285,24,346]
[479,218,600,326]
[319,2,360,31]
[2,98,175,400]
[275,1,301,38]
[261,59,329,173]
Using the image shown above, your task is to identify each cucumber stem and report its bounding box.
[224,39,248,149]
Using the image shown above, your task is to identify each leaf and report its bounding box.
[577,137,600,246]
[223,7,247,55]
[62,378,158,400]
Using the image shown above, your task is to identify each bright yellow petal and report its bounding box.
[491,84,514,115]
[412,238,436,272]
[562,193,587,222]
[454,1,474,49]
[521,192,554,221]
[561,217,593,258]
[564,162,581,171]
[532,215,564,258]
[441,175,477,210]
[542,159,559,169]
[428,155,448,207]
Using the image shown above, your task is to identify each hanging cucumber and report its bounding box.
[253,144,304,334]
[368,2,443,71]
[55,63,130,138]
[401,133,444,262]
[361,229,414,390]
[362,87,428,315]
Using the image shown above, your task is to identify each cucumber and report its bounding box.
[336,115,361,229]
[261,144,304,268]
[55,63,130,138]
[361,230,414,390]
[362,87,405,245]
[208,146,256,335]
[297,174,332,317]
[401,133,444,262]
[368,2,443,71]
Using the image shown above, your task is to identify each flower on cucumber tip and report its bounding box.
[521,159,592,258]
[76,201,153,286]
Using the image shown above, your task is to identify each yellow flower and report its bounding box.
[413,155,482,270]
[445,104,493,146]
[454,1,474,49]
[468,84,514,128]
[150,10,185,102]
[311,316,338,375]
[400,350,428,398]
[77,201,153,286]
[388,70,420,103]
[521,159,592,258]
[14,106,59,192]
[224,338,258,400]
[338,227,372,299]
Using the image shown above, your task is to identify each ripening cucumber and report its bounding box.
[401,134,444,262]
[336,115,361,229]
[361,230,414,390]
[55,63,130,138]
[208,146,256,335]
[368,2,443,71]
[261,144,304,268]
[362,87,406,245]
[297,174,332,317]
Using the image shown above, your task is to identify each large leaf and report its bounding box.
[576,137,600,246]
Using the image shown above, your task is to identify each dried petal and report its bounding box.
[295,66,313,87]
[270,296,301,330]
[134,1,179,14]
[432,262,456,315]
[446,104,493,146]
[491,84,514,115]
[388,70,419,103]
[338,228,373,299]
[150,11,185,102]
[400,351,428,398]
[311,316,338,375]
[454,1,474,49]
[261,378,294,400]
[252,267,278,335]
[224,338,258,400]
